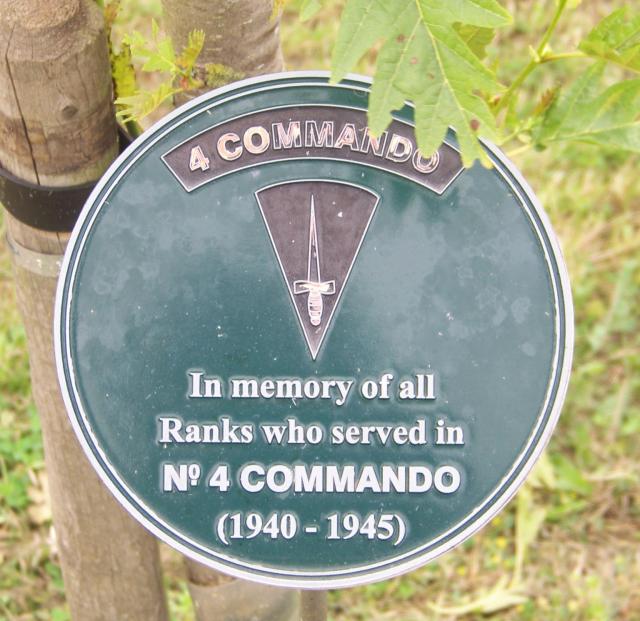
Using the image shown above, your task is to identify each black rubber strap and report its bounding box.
[0,127,132,233]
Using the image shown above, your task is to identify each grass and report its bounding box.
[1,0,639,619]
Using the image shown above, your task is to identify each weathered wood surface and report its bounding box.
[0,1,169,619]
[0,0,118,186]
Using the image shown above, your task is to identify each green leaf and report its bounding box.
[115,82,181,123]
[579,8,640,73]
[526,452,556,489]
[588,259,638,352]
[143,38,177,73]
[552,454,594,496]
[365,2,423,133]
[331,0,391,83]
[112,43,137,100]
[122,30,152,57]
[176,29,205,72]
[454,24,495,59]
[536,62,602,141]
[419,0,511,29]
[370,2,501,165]
[332,0,505,166]
[536,62,640,152]
[124,19,177,73]
[546,498,589,522]
[300,0,322,21]
[513,485,546,585]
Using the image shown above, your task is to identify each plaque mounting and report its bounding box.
[55,72,573,589]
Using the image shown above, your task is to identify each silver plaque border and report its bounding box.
[54,71,574,589]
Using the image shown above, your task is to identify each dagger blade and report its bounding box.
[307,195,322,284]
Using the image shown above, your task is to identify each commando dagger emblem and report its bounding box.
[256,180,379,359]
[293,196,336,326]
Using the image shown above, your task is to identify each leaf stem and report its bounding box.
[537,0,567,57]
[125,119,143,138]
[496,0,570,114]
[499,129,526,144]
[540,51,587,63]
[495,63,536,114]
[506,143,533,158]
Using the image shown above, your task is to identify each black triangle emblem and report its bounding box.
[256,180,378,359]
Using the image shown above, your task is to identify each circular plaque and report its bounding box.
[55,72,573,588]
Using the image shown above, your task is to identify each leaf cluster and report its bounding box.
[103,2,242,133]
[300,0,640,166]
[113,19,204,126]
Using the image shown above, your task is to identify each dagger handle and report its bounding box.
[308,289,323,326]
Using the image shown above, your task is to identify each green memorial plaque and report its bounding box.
[55,72,573,588]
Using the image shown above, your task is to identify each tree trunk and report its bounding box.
[162,0,284,100]
[0,2,169,619]
[160,1,307,618]
[301,592,328,621]
[187,562,300,621]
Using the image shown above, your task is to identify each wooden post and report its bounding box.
[301,592,328,621]
[160,1,314,619]
[0,2,169,619]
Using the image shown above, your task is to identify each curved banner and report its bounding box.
[162,105,463,194]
